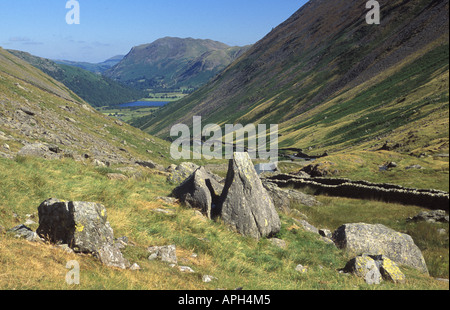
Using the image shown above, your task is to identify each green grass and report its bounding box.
[279,150,450,192]
[0,156,448,290]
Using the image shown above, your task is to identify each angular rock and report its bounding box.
[262,180,318,211]
[17,143,60,159]
[172,167,223,219]
[202,275,217,283]
[8,224,43,242]
[371,255,406,284]
[168,162,200,184]
[148,245,177,264]
[332,223,428,274]
[220,152,281,239]
[37,198,129,269]
[343,255,382,285]
[136,160,164,171]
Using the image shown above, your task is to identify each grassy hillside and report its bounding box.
[0,156,448,289]
[139,0,449,158]
[0,47,171,166]
[7,49,144,108]
[104,37,250,91]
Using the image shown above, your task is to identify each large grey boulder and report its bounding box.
[172,167,223,219]
[332,223,428,274]
[220,153,281,239]
[37,198,130,269]
[168,162,200,184]
[17,143,61,159]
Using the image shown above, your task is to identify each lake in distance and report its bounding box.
[118,101,169,108]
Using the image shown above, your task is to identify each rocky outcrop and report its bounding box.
[332,223,428,274]
[220,152,281,239]
[172,167,223,219]
[265,174,449,211]
[37,198,130,269]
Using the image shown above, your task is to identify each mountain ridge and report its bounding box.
[104,37,251,91]
[138,0,449,156]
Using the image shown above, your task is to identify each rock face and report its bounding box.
[172,167,223,219]
[37,198,130,269]
[332,223,428,274]
[220,153,281,239]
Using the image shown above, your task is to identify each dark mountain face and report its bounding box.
[139,0,449,154]
[104,37,250,91]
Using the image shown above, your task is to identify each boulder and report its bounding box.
[343,254,406,284]
[167,162,200,184]
[136,160,164,171]
[343,255,382,285]
[37,198,130,269]
[332,223,428,274]
[8,224,43,242]
[372,255,406,284]
[148,245,178,264]
[220,152,281,239]
[262,180,318,211]
[17,143,60,159]
[172,167,223,219]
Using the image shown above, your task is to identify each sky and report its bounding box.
[0,0,307,63]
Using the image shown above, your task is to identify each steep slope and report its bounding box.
[140,0,449,155]
[104,37,250,91]
[7,50,144,108]
[0,47,170,166]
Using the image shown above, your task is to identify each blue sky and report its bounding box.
[0,0,307,63]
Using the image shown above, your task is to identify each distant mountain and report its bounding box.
[104,37,251,91]
[7,50,144,108]
[54,55,124,74]
[139,0,449,156]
